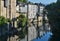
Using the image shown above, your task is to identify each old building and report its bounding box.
[0,0,19,41]
[0,0,49,41]
[0,0,20,19]
[0,0,7,18]
[16,3,45,22]
[16,2,46,41]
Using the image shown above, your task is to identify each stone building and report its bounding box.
[0,0,49,41]
[0,0,7,18]
[0,0,19,19]
[16,2,46,41]
[0,0,19,41]
[16,3,45,22]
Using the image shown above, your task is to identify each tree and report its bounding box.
[0,16,8,30]
[45,1,60,41]
[0,16,8,41]
[0,16,7,26]
[17,0,27,3]
[0,16,8,31]
[17,14,27,39]
[17,14,27,28]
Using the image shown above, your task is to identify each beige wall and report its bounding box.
[0,0,20,19]
[1,1,6,18]
[0,0,6,18]
[9,0,16,19]
[0,0,7,18]
[0,0,1,15]
[38,16,43,26]
[0,0,19,41]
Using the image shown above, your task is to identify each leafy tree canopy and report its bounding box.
[0,16,8,26]
[17,0,27,3]
[17,14,27,28]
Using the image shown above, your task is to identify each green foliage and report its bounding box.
[17,14,27,39]
[0,16,8,37]
[45,1,60,28]
[18,30,25,39]
[17,0,27,3]
[6,18,11,22]
[46,1,60,41]
[18,27,27,39]
[0,16,7,26]
[17,14,27,28]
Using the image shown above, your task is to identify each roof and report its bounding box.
[16,1,45,6]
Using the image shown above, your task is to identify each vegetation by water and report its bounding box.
[45,0,60,41]
[17,14,27,39]
[17,0,27,3]
[0,16,8,41]
[16,0,28,39]
[0,16,8,31]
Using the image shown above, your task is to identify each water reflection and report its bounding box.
[33,32,52,41]
[20,21,50,41]
[31,20,52,41]
[28,23,37,41]
[32,20,60,41]
[27,21,51,41]
[0,21,59,41]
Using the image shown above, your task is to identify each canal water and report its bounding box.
[20,21,53,41]
[0,22,53,41]
[32,32,52,41]
[0,21,53,41]
[20,32,52,41]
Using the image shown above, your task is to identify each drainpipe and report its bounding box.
[43,10,46,31]
[27,2,29,41]
[36,3,40,38]
[0,0,1,15]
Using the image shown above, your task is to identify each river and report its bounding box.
[20,21,52,41]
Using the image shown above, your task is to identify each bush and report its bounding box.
[17,14,27,28]
[17,14,27,39]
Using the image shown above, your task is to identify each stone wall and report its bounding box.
[0,0,6,18]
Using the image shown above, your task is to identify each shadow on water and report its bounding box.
[32,21,53,41]
[0,19,60,41]
[47,13,60,41]
[32,22,60,41]
[32,13,60,41]
[0,23,18,41]
[33,32,52,41]
[45,1,60,41]
[32,16,60,41]
[48,20,60,41]
[0,24,8,41]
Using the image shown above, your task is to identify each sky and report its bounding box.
[28,0,57,5]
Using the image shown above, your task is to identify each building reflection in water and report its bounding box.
[27,20,51,41]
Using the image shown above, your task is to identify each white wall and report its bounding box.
[28,4,37,19]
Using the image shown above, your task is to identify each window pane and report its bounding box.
[4,0,9,8]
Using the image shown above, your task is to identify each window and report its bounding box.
[4,0,9,8]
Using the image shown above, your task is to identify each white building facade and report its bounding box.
[28,4,37,19]
[16,3,45,21]
[16,3,45,41]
